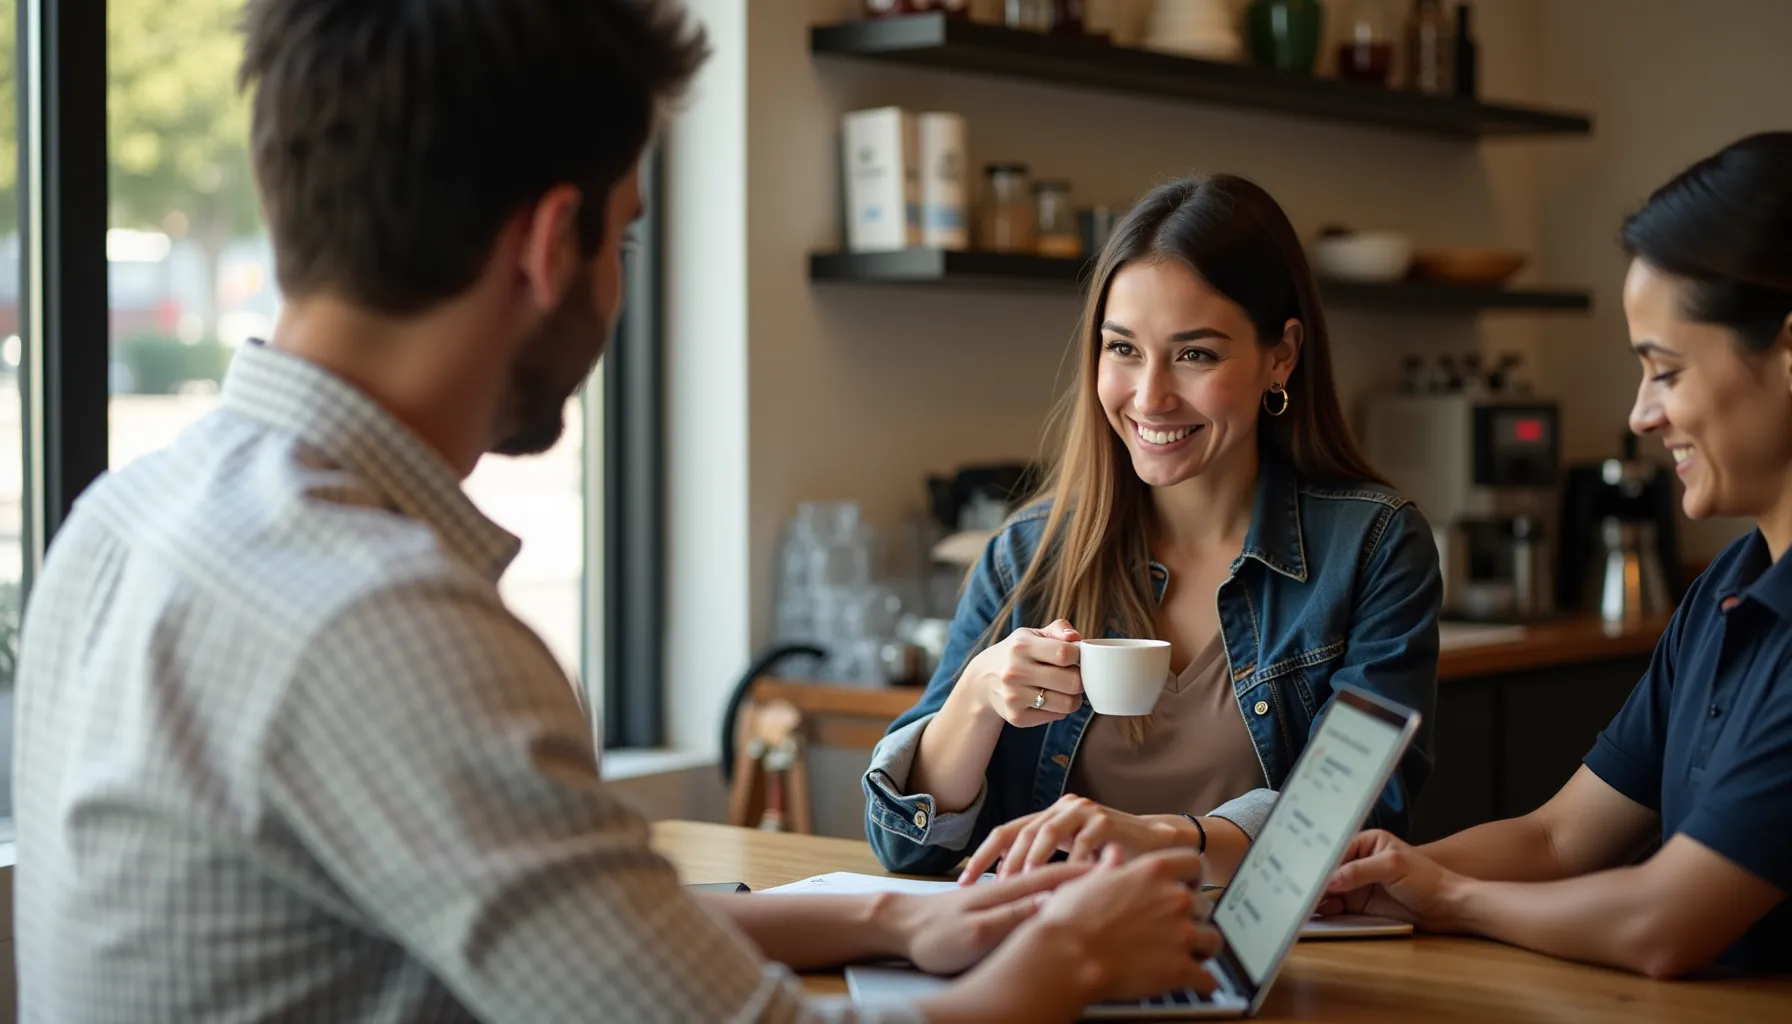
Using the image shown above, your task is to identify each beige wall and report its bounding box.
[1534,0,1792,563]
[744,0,1552,640]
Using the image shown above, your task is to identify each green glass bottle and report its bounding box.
[1247,0,1324,74]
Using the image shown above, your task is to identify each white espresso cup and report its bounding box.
[1075,638,1173,716]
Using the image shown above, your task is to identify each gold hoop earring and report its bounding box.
[1263,381,1290,417]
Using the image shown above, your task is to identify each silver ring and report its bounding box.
[1031,689,1048,710]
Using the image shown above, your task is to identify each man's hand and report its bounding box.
[918,847,1223,1023]
[958,794,1184,883]
[884,862,1092,976]
[1006,846,1221,1002]
[1321,829,1467,932]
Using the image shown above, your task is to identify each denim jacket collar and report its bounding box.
[1145,457,1308,599]
[1238,457,1308,582]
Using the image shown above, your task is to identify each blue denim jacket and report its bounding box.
[862,457,1441,875]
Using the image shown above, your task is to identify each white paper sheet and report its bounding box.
[761,871,984,896]
[759,872,1411,939]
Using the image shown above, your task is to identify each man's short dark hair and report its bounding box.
[239,0,707,314]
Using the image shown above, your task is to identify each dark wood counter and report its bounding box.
[753,614,1671,716]
[1422,615,1670,843]
[1439,614,1669,681]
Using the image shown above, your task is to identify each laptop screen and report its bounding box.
[1210,695,1411,986]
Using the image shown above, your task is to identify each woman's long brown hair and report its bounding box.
[983,175,1388,739]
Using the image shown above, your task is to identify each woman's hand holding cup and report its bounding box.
[970,619,1084,727]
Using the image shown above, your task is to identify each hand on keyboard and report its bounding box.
[1028,846,1223,1003]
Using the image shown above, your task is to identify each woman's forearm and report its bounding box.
[1447,867,1665,976]
[1420,813,1570,882]
[1192,817,1250,885]
[909,680,1007,813]
[1127,815,1250,885]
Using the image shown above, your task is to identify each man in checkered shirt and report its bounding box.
[12,2,1223,1021]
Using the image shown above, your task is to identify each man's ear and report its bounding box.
[518,184,584,310]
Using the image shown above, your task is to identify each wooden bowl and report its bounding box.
[1410,248,1528,285]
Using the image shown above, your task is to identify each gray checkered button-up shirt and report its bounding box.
[14,342,916,1023]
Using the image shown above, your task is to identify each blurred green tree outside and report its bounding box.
[0,0,258,345]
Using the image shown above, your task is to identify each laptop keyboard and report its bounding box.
[1129,987,1214,1007]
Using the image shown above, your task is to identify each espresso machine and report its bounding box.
[1360,393,1562,622]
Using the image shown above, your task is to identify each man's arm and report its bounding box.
[697,894,905,971]
[265,578,905,1023]
[1447,834,1785,978]
[696,863,1085,974]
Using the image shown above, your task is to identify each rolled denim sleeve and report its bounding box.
[864,520,1028,875]
[1323,501,1442,839]
[862,712,989,853]
[1205,788,1277,840]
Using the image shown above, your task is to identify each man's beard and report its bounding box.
[491,365,576,457]
[492,276,604,457]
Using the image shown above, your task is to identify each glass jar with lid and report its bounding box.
[1336,0,1394,85]
[1003,0,1055,32]
[1033,180,1079,257]
[981,162,1035,253]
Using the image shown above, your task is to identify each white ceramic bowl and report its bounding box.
[1311,233,1415,283]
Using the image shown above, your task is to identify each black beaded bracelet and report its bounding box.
[1178,813,1208,855]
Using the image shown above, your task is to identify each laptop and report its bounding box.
[847,684,1422,1020]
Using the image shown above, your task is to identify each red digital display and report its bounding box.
[1513,419,1544,443]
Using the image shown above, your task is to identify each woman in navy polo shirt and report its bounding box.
[1323,132,1792,978]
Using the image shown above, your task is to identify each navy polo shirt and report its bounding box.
[1584,529,1792,974]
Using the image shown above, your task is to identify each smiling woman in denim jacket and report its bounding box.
[863,174,1442,883]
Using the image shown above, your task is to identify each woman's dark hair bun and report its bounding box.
[1622,132,1792,350]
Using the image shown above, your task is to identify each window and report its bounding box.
[0,0,21,834]
[103,0,587,677]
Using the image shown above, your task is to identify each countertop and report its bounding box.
[1436,613,1668,680]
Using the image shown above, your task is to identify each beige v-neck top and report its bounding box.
[1064,632,1268,817]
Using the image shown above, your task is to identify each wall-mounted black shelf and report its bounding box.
[809,250,1592,314]
[813,249,1092,288]
[811,15,1592,141]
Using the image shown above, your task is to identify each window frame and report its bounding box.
[22,0,108,589]
[600,143,666,750]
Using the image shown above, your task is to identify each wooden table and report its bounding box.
[653,820,1792,1022]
